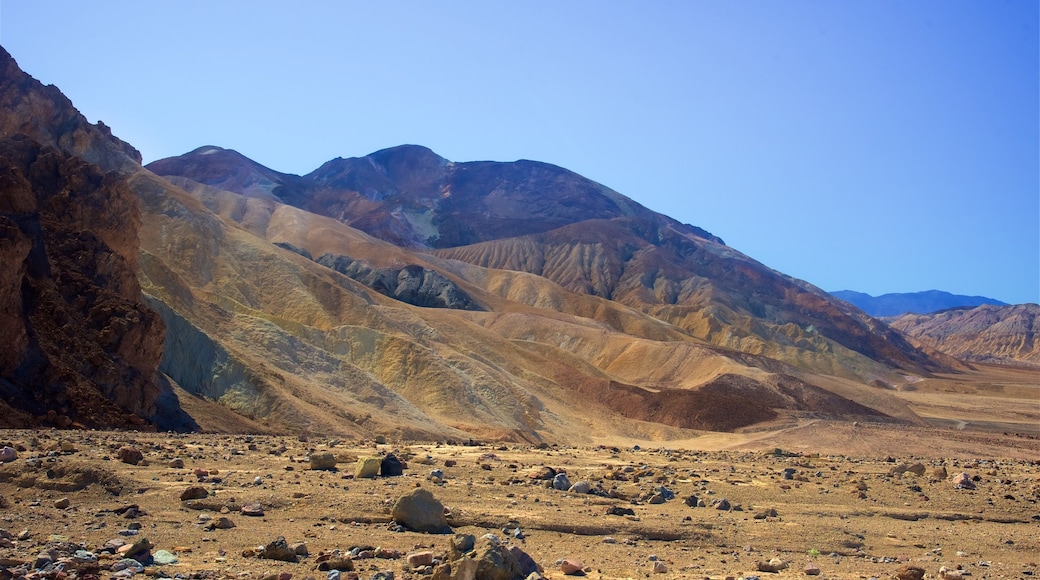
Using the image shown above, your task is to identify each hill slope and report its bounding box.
[149,146,945,382]
[887,304,1040,366]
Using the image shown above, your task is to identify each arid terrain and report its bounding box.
[1,364,1038,580]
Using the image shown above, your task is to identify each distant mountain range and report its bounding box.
[830,290,1007,318]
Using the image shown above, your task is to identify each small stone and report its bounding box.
[168,458,184,468]
[241,503,265,517]
[180,486,209,501]
[560,558,584,575]
[406,551,435,567]
[260,536,298,562]
[206,517,236,530]
[894,565,926,580]
[0,447,17,463]
[953,473,976,490]
[906,462,927,476]
[291,542,309,556]
[933,466,948,480]
[317,558,355,571]
[804,563,821,575]
[528,466,555,480]
[568,481,592,494]
[652,561,668,573]
[153,550,178,565]
[552,473,571,491]
[53,497,70,509]
[118,446,144,465]
[939,566,965,580]
[714,498,731,510]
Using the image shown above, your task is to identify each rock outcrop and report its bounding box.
[0,136,164,428]
[0,48,165,429]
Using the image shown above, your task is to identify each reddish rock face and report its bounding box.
[0,136,164,428]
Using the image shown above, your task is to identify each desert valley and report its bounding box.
[0,44,1038,579]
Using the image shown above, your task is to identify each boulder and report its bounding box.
[560,558,584,575]
[260,537,298,562]
[392,488,449,533]
[380,454,404,476]
[118,446,144,465]
[953,473,976,490]
[309,452,337,470]
[355,457,381,479]
[179,486,208,501]
[0,447,16,463]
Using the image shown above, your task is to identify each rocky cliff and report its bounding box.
[0,47,166,429]
[0,136,164,428]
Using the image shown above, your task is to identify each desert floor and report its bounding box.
[0,365,1037,579]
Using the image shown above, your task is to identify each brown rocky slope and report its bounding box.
[0,47,168,429]
[888,303,1040,366]
[149,145,945,384]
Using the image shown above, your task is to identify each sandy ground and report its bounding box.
[0,422,1038,580]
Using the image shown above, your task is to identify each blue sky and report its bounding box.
[2,1,1037,304]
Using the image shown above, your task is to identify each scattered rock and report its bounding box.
[933,466,948,480]
[392,487,449,533]
[568,481,592,494]
[552,473,571,491]
[894,565,926,580]
[754,507,778,519]
[756,558,788,573]
[953,473,976,490]
[714,498,731,511]
[153,549,178,565]
[560,558,584,575]
[406,551,435,567]
[260,536,298,562]
[309,452,337,470]
[317,557,355,571]
[180,486,209,501]
[355,457,381,479]
[652,561,668,573]
[380,454,404,476]
[804,562,821,575]
[53,497,70,509]
[605,505,635,516]
[528,466,556,480]
[241,503,265,517]
[0,447,17,463]
[118,446,144,465]
[205,517,235,530]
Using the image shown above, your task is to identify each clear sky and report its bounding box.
[2,1,1037,304]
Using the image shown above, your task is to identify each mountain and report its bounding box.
[0,47,167,429]
[149,145,941,381]
[887,304,1040,366]
[831,289,1007,318]
[0,45,948,439]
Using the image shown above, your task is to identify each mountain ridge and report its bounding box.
[831,289,1008,317]
[0,44,959,440]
